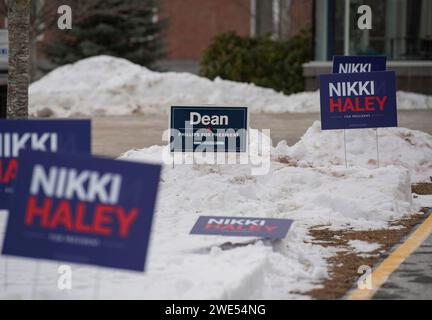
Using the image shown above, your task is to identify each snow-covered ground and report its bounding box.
[1,55,430,299]
[1,125,429,299]
[274,121,432,183]
[29,56,432,117]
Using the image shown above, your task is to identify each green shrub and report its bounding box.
[200,27,312,95]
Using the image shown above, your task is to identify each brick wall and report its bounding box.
[287,0,312,37]
[159,0,251,60]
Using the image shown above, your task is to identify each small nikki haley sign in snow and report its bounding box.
[332,55,387,74]
[190,216,294,239]
[2,150,161,271]
[319,71,397,130]
[0,120,91,209]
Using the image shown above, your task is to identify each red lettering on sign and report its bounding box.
[329,96,388,113]
[25,196,52,227]
[376,96,387,111]
[23,196,138,237]
[330,98,342,112]
[0,159,18,184]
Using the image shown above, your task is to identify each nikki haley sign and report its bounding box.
[319,71,397,130]
[190,216,294,239]
[332,55,387,74]
[0,120,91,209]
[2,151,162,271]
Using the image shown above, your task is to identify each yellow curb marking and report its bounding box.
[347,212,432,300]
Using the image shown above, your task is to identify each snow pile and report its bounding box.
[107,142,413,299]
[348,240,381,253]
[0,128,422,299]
[275,121,432,182]
[29,55,432,117]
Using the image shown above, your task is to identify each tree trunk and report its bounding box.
[7,0,31,119]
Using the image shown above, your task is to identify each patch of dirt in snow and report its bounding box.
[306,212,427,300]
[412,183,432,195]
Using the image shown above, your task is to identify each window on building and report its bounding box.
[314,0,432,60]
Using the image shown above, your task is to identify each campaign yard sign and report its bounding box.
[170,106,248,152]
[319,71,397,130]
[2,150,162,271]
[0,120,91,209]
[332,55,387,74]
[190,216,294,239]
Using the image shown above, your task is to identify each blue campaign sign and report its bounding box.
[2,150,162,271]
[190,216,294,239]
[0,120,91,209]
[170,106,248,152]
[319,71,397,130]
[332,55,387,73]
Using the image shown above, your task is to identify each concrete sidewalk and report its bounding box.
[92,110,432,157]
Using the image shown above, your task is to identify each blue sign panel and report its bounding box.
[190,216,294,239]
[332,55,387,73]
[319,71,397,130]
[170,106,248,152]
[2,150,162,271]
[0,120,91,209]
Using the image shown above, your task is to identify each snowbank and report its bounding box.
[0,125,425,299]
[109,142,413,299]
[29,56,432,117]
[274,121,432,182]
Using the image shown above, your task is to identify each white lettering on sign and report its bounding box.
[0,133,58,158]
[190,112,228,126]
[207,218,266,226]
[329,81,375,97]
[29,165,122,205]
[339,63,371,73]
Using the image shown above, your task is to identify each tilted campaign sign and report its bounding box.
[319,71,397,130]
[0,120,91,209]
[170,106,248,152]
[2,150,162,271]
[190,216,294,239]
[332,55,387,74]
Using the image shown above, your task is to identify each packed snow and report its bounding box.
[274,121,432,183]
[29,56,432,117]
[3,55,431,299]
[0,129,421,299]
[348,240,381,253]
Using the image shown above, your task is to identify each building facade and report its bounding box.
[304,0,432,94]
[157,0,312,73]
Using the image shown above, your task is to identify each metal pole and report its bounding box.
[376,128,380,168]
[344,129,348,168]
[344,0,350,55]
